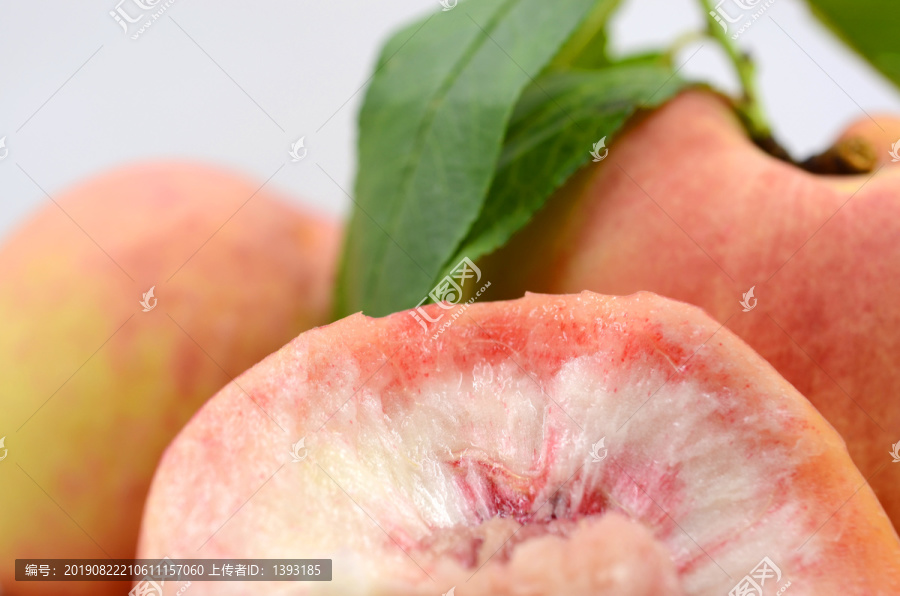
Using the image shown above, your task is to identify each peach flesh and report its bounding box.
[138,292,900,595]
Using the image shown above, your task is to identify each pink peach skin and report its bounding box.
[480,90,900,530]
[0,162,340,596]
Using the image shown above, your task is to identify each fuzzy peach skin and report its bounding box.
[479,90,900,529]
[138,292,900,595]
[0,162,339,596]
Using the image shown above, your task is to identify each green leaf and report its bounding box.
[336,0,613,318]
[547,1,619,70]
[806,0,900,89]
[444,62,690,274]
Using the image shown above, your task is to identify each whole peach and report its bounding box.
[0,162,339,595]
[480,90,900,527]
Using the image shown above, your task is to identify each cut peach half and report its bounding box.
[138,292,900,594]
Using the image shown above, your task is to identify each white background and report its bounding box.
[1,0,898,240]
